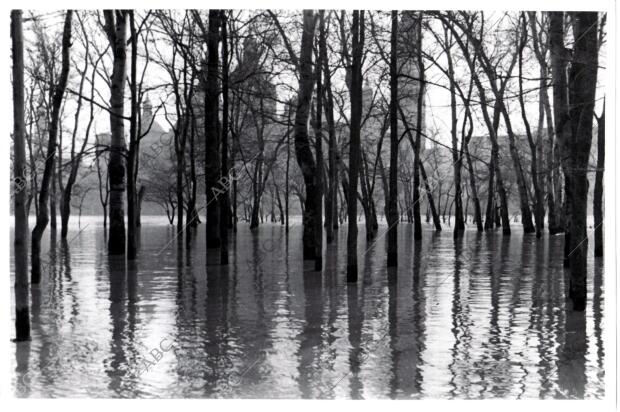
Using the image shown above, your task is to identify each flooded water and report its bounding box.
[9,216,604,399]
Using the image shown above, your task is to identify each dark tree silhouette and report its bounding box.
[565,12,599,311]
[31,10,73,282]
[205,9,221,249]
[11,9,30,341]
[347,10,364,282]
[387,10,399,267]
[103,10,128,255]
[293,10,319,261]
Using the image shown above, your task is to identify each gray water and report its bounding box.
[9,216,604,399]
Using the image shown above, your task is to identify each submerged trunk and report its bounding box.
[314,10,325,271]
[104,10,128,256]
[50,165,57,230]
[31,10,73,283]
[347,10,364,282]
[127,10,138,259]
[12,9,30,341]
[61,42,94,240]
[322,21,337,243]
[566,12,599,311]
[529,11,562,234]
[398,104,441,232]
[386,10,399,268]
[294,10,319,261]
[220,10,230,265]
[549,12,572,264]
[594,104,604,257]
[137,186,145,227]
[419,161,441,231]
[359,153,376,240]
[517,17,543,237]
[446,29,464,238]
[465,147,483,232]
[412,13,424,241]
[554,21,571,264]
[443,15,511,234]
[285,104,291,232]
[461,88,483,232]
[501,109,535,234]
[205,10,221,249]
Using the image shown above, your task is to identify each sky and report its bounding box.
[15,9,608,158]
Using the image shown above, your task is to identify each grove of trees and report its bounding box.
[11,9,606,341]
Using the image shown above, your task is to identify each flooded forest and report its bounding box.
[9,9,607,399]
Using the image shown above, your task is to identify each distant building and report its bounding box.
[359,12,426,215]
[361,11,426,156]
[138,96,173,174]
[398,11,426,152]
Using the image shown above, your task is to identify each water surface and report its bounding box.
[10,217,605,399]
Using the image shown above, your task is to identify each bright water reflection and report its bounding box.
[10,217,604,398]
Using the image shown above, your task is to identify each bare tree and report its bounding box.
[517,13,543,237]
[443,25,465,238]
[386,10,399,267]
[346,10,364,282]
[321,12,338,244]
[103,10,129,255]
[11,9,30,341]
[594,102,604,257]
[549,11,572,265]
[205,9,221,249]
[293,10,320,261]
[220,9,231,264]
[31,10,72,283]
[60,12,100,239]
[564,12,599,311]
[439,12,511,235]
[528,12,563,235]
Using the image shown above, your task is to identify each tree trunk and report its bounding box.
[104,10,127,256]
[205,9,221,249]
[314,10,325,271]
[529,11,562,234]
[220,10,230,265]
[478,44,535,235]
[137,186,145,227]
[419,161,442,231]
[499,100,535,235]
[386,10,399,268]
[517,15,543,237]
[188,106,199,228]
[465,148,483,232]
[11,9,30,341]
[445,27,464,238]
[285,103,291,232]
[50,164,57,230]
[61,37,94,239]
[594,103,604,257]
[127,10,138,259]
[359,153,375,240]
[31,10,73,283]
[412,13,424,241]
[347,10,364,282]
[398,104,441,232]
[275,183,285,225]
[294,10,319,261]
[566,12,599,311]
[549,12,572,263]
[461,87,483,232]
[322,23,337,243]
[250,156,263,230]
